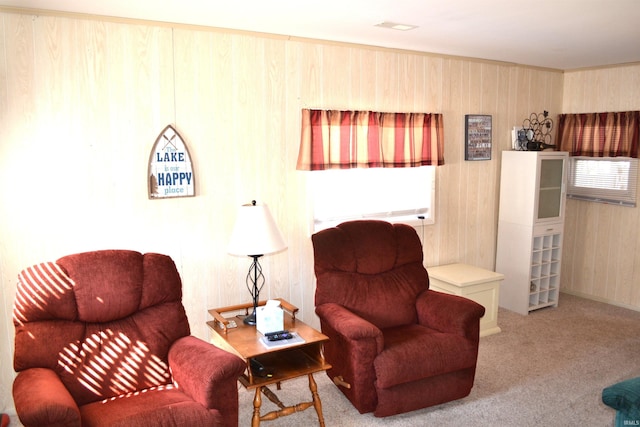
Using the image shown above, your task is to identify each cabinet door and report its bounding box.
[536,157,565,221]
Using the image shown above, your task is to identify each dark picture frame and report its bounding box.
[465,115,492,161]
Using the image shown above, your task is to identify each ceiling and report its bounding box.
[3,0,640,70]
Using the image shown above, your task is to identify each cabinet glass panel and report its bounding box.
[537,159,564,219]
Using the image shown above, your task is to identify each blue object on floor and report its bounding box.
[602,376,640,427]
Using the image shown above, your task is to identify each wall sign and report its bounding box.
[148,125,195,199]
[464,115,492,161]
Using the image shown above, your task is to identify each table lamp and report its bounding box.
[228,200,287,325]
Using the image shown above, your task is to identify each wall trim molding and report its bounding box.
[561,290,640,313]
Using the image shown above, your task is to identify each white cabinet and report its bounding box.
[428,263,504,337]
[495,151,568,315]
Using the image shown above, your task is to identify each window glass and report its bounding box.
[567,157,638,207]
[310,166,435,232]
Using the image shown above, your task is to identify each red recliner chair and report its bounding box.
[13,250,245,427]
[312,220,485,417]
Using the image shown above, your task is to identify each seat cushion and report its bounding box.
[317,264,428,329]
[313,221,430,329]
[80,385,222,427]
[57,250,144,323]
[14,251,191,406]
[374,324,478,389]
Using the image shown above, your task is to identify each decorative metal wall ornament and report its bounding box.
[148,125,195,199]
[516,111,556,151]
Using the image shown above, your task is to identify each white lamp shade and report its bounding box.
[228,202,287,256]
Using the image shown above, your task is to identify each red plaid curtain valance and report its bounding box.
[557,111,640,158]
[296,109,444,170]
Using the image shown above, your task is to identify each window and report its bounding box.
[567,156,638,207]
[309,166,435,232]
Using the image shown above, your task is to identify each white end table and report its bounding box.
[427,263,504,337]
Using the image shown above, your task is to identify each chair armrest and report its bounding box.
[315,302,383,412]
[168,336,245,409]
[416,290,485,339]
[13,368,81,427]
[316,302,383,352]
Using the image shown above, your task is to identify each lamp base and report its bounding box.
[243,312,257,326]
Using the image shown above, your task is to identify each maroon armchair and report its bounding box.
[13,250,245,427]
[312,220,485,417]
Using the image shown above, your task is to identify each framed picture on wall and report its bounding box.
[465,115,492,161]
[148,124,196,199]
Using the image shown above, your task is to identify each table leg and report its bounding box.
[252,386,262,427]
[308,374,325,427]
[262,386,285,409]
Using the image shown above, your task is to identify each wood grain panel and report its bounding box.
[397,53,414,109]
[0,9,573,415]
[439,58,464,264]
[320,44,353,108]
[0,11,39,416]
[376,50,400,110]
[561,63,640,310]
[611,208,636,302]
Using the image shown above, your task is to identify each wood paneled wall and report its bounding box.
[0,9,563,414]
[561,64,640,309]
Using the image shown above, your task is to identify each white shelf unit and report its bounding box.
[529,225,562,310]
[496,151,568,315]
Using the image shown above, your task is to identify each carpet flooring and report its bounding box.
[238,293,640,426]
[6,293,639,426]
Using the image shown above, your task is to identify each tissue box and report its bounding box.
[256,300,284,335]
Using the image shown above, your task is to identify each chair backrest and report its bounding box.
[312,220,429,329]
[13,250,190,406]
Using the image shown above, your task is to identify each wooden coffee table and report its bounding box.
[207,299,331,427]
